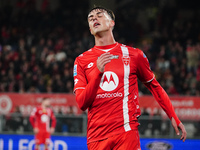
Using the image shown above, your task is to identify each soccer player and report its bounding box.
[29,97,56,150]
[73,6,187,150]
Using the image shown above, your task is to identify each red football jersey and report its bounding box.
[73,42,180,144]
[29,106,56,132]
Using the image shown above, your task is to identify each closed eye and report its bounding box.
[88,11,104,21]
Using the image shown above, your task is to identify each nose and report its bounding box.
[92,16,97,21]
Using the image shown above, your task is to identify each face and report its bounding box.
[88,9,114,35]
[42,98,51,108]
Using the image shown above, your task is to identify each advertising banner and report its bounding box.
[0,94,199,120]
[139,96,200,120]
[0,94,81,115]
[0,134,199,150]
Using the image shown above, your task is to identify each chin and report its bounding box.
[93,30,104,36]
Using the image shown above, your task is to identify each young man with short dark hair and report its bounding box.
[73,6,187,150]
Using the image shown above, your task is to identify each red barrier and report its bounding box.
[0,94,199,120]
[0,93,81,115]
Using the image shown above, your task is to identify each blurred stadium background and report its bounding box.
[0,0,200,149]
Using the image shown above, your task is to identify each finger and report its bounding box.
[97,58,112,72]
[171,117,180,135]
[101,57,112,64]
[99,55,113,62]
[97,56,112,67]
[98,52,111,59]
[174,125,180,136]
[97,57,111,64]
[97,59,111,70]
[179,123,187,142]
[180,131,186,142]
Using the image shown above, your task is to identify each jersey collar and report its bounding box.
[94,42,118,51]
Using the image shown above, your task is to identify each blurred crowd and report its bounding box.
[0,0,92,93]
[0,0,200,95]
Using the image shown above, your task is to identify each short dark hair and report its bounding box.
[42,97,50,101]
[88,6,115,21]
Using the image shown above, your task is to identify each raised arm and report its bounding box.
[74,53,112,111]
[29,108,36,128]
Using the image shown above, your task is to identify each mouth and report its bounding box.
[93,22,100,27]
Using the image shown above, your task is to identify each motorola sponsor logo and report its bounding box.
[100,71,119,91]
[96,92,123,99]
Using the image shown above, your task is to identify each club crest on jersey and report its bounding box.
[122,56,130,66]
[100,71,119,91]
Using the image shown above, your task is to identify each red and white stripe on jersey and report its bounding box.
[121,45,131,132]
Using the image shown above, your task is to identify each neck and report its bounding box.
[94,31,116,46]
[41,105,46,109]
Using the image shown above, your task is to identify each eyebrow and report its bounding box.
[88,11,104,19]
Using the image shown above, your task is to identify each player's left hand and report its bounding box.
[171,117,187,142]
[50,127,55,134]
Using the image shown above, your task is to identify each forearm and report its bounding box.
[29,116,35,128]
[51,115,56,128]
[144,78,181,125]
[75,68,103,111]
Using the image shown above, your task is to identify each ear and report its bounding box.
[110,20,115,28]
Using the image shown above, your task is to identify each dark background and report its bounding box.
[0,0,200,95]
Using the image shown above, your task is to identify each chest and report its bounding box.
[37,109,50,119]
[84,52,137,82]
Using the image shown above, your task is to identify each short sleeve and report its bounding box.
[73,57,87,93]
[136,50,154,83]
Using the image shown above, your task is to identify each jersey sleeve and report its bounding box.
[73,57,87,93]
[144,78,181,126]
[29,107,37,128]
[50,109,56,128]
[73,56,103,111]
[136,50,154,83]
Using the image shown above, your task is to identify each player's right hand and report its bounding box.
[34,128,39,134]
[97,52,113,72]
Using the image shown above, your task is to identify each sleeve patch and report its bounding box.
[73,65,77,76]
[143,53,147,58]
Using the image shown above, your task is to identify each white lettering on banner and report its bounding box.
[147,108,200,120]
[49,141,53,150]
[20,105,35,115]
[0,139,3,150]
[19,139,28,150]
[0,139,68,150]
[171,100,194,107]
[20,105,77,115]
[36,97,67,104]
[175,108,200,118]
[9,139,13,150]
[96,92,123,99]
[55,140,68,150]
[28,140,35,150]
